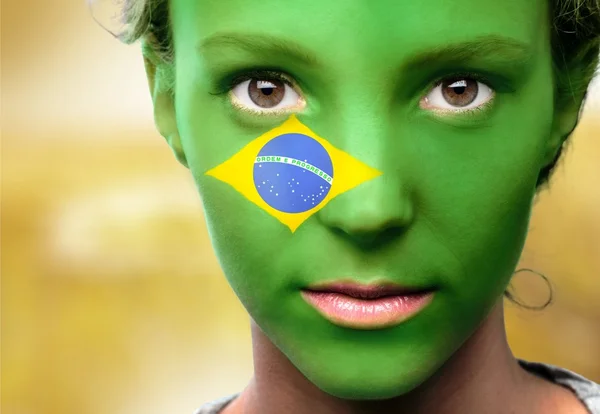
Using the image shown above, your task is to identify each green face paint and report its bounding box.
[166,0,556,400]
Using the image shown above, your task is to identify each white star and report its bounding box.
[292,178,295,181]
[292,190,295,193]
[271,185,274,188]
[277,173,279,176]
[262,181,266,184]
[276,193,278,196]
[259,164,262,168]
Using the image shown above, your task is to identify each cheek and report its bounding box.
[190,161,302,325]
[176,79,321,325]
[193,177,292,310]
[410,114,550,310]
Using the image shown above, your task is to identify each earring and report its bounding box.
[505,268,554,310]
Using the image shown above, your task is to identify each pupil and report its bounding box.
[261,88,274,96]
[453,87,466,95]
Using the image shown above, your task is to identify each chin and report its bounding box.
[311,376,423,400]
[299,360,431,400]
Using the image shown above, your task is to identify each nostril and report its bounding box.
[315,177,414,248]
[331,224,405,250]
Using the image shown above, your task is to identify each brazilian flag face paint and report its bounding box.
[205,115,382,232]
[164,0,572,403]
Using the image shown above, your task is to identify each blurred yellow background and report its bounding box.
[2,1,600,413]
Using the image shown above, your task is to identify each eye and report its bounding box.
[230,77,306,114]
[421,76,495,112]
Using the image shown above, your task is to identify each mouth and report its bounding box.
[301,280,436,330]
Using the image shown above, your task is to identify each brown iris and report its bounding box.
[441,78,478,107]
[248,79,286,108]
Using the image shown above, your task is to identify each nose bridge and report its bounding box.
[329,79,391,166]
[316,102,414,247]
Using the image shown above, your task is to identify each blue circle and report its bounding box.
[253,133,334,213]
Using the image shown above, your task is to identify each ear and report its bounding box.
[143,47,188,168]
[542,90,588,172]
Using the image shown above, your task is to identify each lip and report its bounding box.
[301,280,436,330]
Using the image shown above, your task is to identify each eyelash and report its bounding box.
[429,71,492,89]
[211,69,496,115]
[210,69,296,97]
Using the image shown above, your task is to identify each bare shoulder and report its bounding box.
[218,395,242,414]
[538,381,592,414]
[520,368,591,414]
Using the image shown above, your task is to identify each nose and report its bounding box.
[317,174,413,249]
[315,117,414,250]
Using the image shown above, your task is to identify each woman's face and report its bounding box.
[168,0,556,399]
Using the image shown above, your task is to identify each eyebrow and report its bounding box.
[198,32,531,71]
[401,35,532,72]
[198,32,322,67]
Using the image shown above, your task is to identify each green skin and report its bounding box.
[144,0,584,406]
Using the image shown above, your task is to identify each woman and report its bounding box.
[98,0,600,412]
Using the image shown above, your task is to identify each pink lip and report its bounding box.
[301,280,436,330]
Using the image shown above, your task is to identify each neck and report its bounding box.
[235,300,537,414]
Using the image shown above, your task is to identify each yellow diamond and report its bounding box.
[205,115,383,232]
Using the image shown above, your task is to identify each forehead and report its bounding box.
[172,0,547,62]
